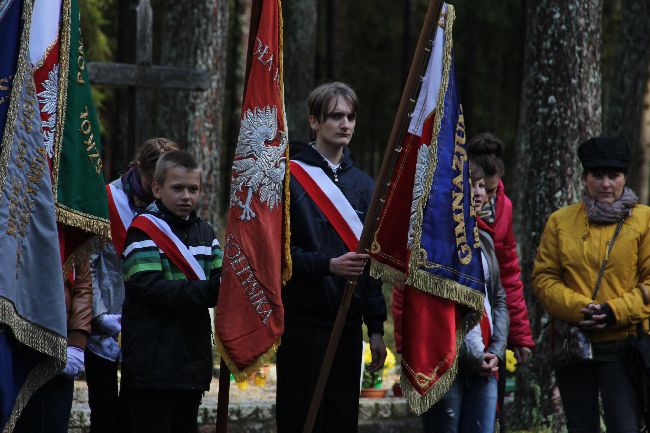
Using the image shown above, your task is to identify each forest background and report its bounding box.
[80,0,650,430]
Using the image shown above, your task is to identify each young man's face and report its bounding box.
[152,167,202,218]
[309,97,356,149]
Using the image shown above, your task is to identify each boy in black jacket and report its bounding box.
[277,82,387,433]
[120,151,222,433]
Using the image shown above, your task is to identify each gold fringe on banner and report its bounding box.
[406,269,485,313]
[400,307,482,415]
[55,204,111,238]
[282,145,292,285]
[2,357,63,433]
[278,0,292,285]
[51,0,71,193]
[61,235,102,276]
[0,298,67,361]
[215,336,281,383]
[369,259,406,287]
[0,0,37,195]
[406,4,455,275]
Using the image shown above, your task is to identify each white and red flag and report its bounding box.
[369,3,485,414]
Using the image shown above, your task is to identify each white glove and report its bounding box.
[97,313,121,336]
[62,346,85,379]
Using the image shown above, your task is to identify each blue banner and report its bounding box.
[0,0,21,140]
[419,61,485,294]
[408,57,485,309]
[0,0,67,430]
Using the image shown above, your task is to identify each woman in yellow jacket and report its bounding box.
[533,137,650,433]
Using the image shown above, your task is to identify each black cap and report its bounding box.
[578,137,629,170]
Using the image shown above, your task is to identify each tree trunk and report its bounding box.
[511,1,602,430]
[220,0,251,213]
[602,0,650,203]
[638,72,650,202]
[156,0,229,227]
[282,0,317,144]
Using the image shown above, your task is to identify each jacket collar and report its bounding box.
[146,200,198,229]
[293,142,354,172]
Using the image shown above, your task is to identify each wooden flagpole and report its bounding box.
[301,1,444,432]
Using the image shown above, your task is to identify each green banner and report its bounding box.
[54,0,109,240]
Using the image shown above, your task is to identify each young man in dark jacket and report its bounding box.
[276,82,387,433]
[120,151,223,433]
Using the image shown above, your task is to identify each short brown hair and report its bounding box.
[135,137,181,176]
[307,82,359,123]
[153,150,200,185]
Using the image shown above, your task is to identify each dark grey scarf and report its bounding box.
[582,187,638,223]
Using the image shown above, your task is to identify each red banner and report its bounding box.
[215,0,290,381]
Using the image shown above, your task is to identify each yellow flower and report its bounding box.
[363,342,373,364]
[363,343,397,375]
[505,349,517,373]
[384,347,396,370]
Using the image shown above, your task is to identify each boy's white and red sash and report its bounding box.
[130,213,206,281]
[106,183,135,256]
[290,160,363,251]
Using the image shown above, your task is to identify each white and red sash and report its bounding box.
[480,297,493,348]
[106,183,134,256]
[290,160,363,251]
[130,214,206,281]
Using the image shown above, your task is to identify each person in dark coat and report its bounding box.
[120,151,223,433]
[276,82,387,433]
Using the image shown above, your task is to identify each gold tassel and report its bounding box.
[402,357,459,416]
[278,0,292,285]
[407,268,485,313]
[55,204,111,239]
[369,259,406,287]
[215,336,281,383]
[62,235,102,276]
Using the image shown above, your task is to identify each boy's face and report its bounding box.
[152,167,202,218]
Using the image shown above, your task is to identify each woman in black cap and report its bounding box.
[533,136,650,433]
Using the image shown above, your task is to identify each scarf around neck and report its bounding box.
[121,166,154,210]
[582,187,638,223]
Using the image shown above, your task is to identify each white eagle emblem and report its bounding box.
[407,144,430,248]
[229,105,287,221]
